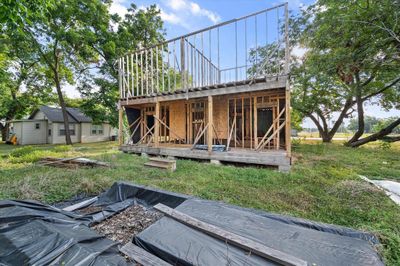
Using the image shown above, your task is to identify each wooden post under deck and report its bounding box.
[155,102,160,147]
[207,95,213,153]
[285,84,291,157]
[118,105,123,146]
[253,96,258,148]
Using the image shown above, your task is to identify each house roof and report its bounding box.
[29,106,93,123]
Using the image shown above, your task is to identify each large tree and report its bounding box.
[291,0,400,144]
[79,4,165,127]
[0,33,55,140]
[3,0,112,144]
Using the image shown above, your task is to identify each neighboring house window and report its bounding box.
[91,124,103,135]
[59,124,76,136]
[35,123,40,129]
[48,129,51,136]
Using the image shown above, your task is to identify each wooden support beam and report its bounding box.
[120,242,172,266]
[241,97,244,148]
[256,108,285,150]
[250,97,253,149]
[118,106,123,146]
[253,96,258,148]
[191,123,209,149]
[207,95,213,153]
[285,85,291,157]
[154,204,307,266]
[154,102,160,147]
[153,115,184,141]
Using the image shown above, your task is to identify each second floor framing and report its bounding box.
[117,3,290,104]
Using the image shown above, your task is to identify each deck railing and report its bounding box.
[118,3,289,99]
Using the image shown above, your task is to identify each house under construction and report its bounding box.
[117,3,292,171]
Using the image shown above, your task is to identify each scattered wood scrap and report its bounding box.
[62,197,98,212]
[154,203,308,266]
[120,242,172,266]
[91,205,163,245]
[37,157,110,169]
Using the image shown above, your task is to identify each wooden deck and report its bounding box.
[120,144,291,171]
[119,76,286,106]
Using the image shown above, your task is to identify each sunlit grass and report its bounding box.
[0,140,399,264]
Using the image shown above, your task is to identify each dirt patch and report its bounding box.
[78,205,103,215]
[91,205,163,245]
[330,180,381,197]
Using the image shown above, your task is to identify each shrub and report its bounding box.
[53,145,72,152]
[9,146,35,158]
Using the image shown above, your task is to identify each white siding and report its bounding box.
[51,123,80,144]
[32,110,47,120]
[81,123,113,143]
[12,120,48,145]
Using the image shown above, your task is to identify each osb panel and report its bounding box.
[168,100,186,139]
[213,96,228,139]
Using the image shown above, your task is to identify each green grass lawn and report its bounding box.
[0,141,399,264]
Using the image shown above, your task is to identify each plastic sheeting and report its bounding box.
[0,182,384,266]
[0,200,130,265]
[135,199,384,266]
[0,182,190,266]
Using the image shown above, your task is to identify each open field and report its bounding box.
[0,141,399,264]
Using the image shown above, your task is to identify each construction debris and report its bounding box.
[37,157,110,169]
[90,205,163,245]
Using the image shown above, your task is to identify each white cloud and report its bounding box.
[292,45,307,58]
[161,0,221,27]
[110,0,128,18]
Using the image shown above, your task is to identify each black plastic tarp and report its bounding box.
[0,200,130,265]
[135,198,384,266]
[0,182,384,266]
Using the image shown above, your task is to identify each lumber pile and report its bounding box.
[37,157,110,169]
[144,157,176,171]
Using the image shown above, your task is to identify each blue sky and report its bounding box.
[64,0,398,126]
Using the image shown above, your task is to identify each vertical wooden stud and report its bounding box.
[285,86,291,156]
[253,96,258,148]
[155,102,160,147]
[118,105,123,146]
[207,96,213,153]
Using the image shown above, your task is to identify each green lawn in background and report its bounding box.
[0,140,399,264]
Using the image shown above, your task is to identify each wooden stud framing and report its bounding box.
[118,106,123,146]
[253,96,258,148]
[207,95,213,153]
[285,84,291,157]
[155,102,160,147]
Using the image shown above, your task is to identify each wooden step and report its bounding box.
[120,242,172,266]
[144,161,176,171]
[149,157,176,165]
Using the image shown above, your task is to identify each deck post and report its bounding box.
[207,95,213,153]
[285,87,291,157]
[118,104,123,146]
[155,102,160,147]
[253,96,258,148]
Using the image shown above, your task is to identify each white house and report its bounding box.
[10,106,115,145]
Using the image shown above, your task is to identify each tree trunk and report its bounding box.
[54,72,72,145]
[0,123,6,141]
[347,87,364,144]
[348,118,400,147]
[308,114,333,142]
